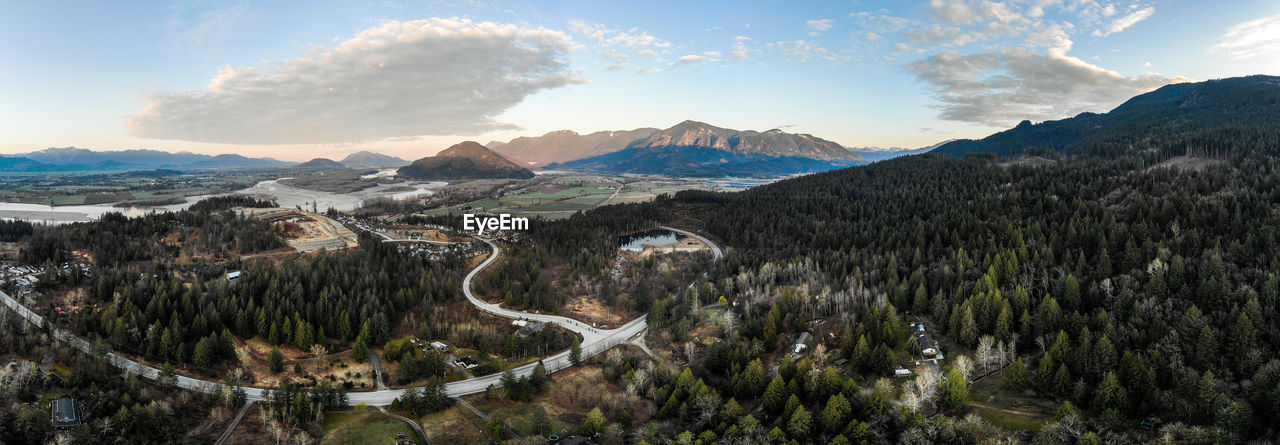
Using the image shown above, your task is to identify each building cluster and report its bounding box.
[895,322,944,378]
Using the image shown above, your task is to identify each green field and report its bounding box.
[323,409,421,445]
[48,195,87,205]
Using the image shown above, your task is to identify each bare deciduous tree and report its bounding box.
[976,335,995,373]
[310,344,326,374]
[953,355,974,383]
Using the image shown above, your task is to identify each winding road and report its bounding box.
[0,225,720,407]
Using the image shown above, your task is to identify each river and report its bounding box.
[0,175,446,224]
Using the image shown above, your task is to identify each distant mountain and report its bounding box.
[13,147,211,169]
[296,158,345,169]
[489,128,659,167]
[849,140,951,162]
[398,141,535,180]
[191,154,292,169]
[630,121,863,161]
[933,75,1280,159]
[0,156,55,172]
[340,151,406,166]
[547,121,865,177]
[2,147,300,171]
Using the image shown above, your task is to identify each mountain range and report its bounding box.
[489,128,660,166]
[340,151,406,167]
[544,121,868,177]
[4,123,938,177]
[0,147,411,172]
[397,141,535,180]
[0,147,290,171]
[933,75,1280,159]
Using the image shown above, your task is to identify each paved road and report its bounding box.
[595,185,624,208]
[369,350,388,391]
[0,226,721,407]
[213,401,254,445]
[378,406,430,445]
[659,225,723,260]
[0,239,655,406]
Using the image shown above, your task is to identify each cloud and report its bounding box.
[570,20,671,48]
[726,35,759,60]
[979,1,1024,24]
[128,18,578,144]
[852,12,910,33]
[806,19,835,36]
[931,0,980,25]
[675,54,712,64]
[908,48,1177,126]
[772,40,843,62]
[1209,14,1280,59]
[636,49,660,59]
[1091,6,1155,37]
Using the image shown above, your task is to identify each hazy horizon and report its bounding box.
[3,0,1278,162]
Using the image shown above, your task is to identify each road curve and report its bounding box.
[0,240,654,406]
[659,225,723,261]
[0,226,722,407]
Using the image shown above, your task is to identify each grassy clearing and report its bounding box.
[49,195,86,205]
[964,373,1056,431]
[418,405,490,444]
[323,409,421,445]
[492,403,572,439]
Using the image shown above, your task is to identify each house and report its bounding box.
[516,321,547,338]
[430,341,450,353]
[894,367,913,377]
[225,271,242,282]
[51,398,80,428]
[38,354,53,374]
[454,357,479,369]
[792,332,812,355]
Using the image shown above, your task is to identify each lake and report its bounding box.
[619,229,686,253]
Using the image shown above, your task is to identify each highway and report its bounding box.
[659,225,723,260]
[0,225,720,407]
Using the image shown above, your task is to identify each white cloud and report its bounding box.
[1091,6,1155,37]
[128,18,578,144]
[806,19,835,36]
[982,1,1026,24]
[772,40,843,62]
[931,0,980,25]
[907,48,1178,126]
[1026,0,1061,19]
[852,12,910,33]
[636,49,660,59]
[570,21,670,49]
[1209,14,1280,59]
[675,55,712,65]
[726,35,758,60]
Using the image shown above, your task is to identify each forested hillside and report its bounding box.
[934,75,1280,161]
[534,152,1280,442]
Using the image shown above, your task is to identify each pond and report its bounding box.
[619,229,686,253]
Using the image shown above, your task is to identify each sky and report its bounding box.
[2,0,1279,162]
